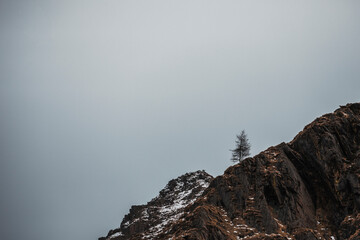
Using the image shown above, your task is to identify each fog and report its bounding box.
[1,1,360,239]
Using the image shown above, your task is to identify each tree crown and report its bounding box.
[230,130,251,163]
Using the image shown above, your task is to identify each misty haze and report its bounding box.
[1,1,360,240]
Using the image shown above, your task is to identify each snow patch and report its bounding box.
[109,231,123,239]
[140,171,211,239]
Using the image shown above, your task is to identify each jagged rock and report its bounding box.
[101,170,213,240]
[100,103,360,240]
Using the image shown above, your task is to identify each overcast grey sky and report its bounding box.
[1,1,360,240]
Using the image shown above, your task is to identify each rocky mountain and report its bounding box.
[100,171,213,240]
[100,103,360,240]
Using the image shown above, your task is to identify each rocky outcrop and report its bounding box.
[101,103,360,240]
[101,170,213,240]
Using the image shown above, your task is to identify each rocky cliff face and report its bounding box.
[101,103,360,240]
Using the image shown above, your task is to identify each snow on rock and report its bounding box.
[108,232,123,239]
[102,170,213,240]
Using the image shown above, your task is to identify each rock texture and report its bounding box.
[101,170,213,240]
[101,103,360,240]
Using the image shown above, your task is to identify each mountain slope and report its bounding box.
[100,171,213,240]
[101,103,360,240]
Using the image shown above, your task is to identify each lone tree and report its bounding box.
[231,130,251,163]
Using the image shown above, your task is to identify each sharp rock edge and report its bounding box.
[100,103,360,240]
[100,170,213,240]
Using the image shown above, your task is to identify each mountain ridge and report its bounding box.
[100,170,213,240]
[100,103,360,240]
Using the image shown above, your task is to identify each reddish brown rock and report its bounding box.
[101,103,360,240]
[102,170,213,240]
